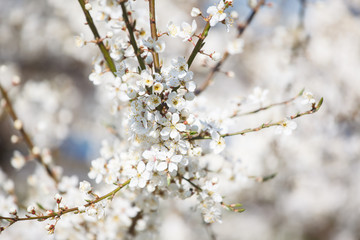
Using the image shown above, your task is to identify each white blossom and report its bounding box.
[191,7,201,17]
[79,180,92,193]
[302,91,316,104]
[209,131,226,154]
[10,150,25,170]
[228,38,244,55]
[179,20,197,41]
[275,119,298,135]
[207,1,227,27]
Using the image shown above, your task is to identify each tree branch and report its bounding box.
[0,84,59,184]
[149,0,160,73]
[0,179,130,224]
[78,0,117,74]
[119,1,146,70]
[230,89,304,118]
[195,0,265,95]
[190,97,323,140]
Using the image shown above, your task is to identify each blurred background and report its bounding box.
[1,0,360,239]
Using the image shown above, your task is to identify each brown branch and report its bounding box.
[230,89,304,118]
[0,84,59,184]
[189,97,323,140]
[0,179,130,224]
[127,211,143,236]
[149,0,160,73]
[195,0,265,95]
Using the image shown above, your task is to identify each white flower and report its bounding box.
[191,7,201,17]
[167,92,185,111]
[79,180,92,193]
[74,33,85,48]
[88,158,107,184]
[10,150,25,170]
[301,91,316,104]
[129,161,151,188]
[85,3,92,10]
[179,20,197,41]
[248,0,259,9]
[126,87,138,99]
[154,40,166,53]
[152,82,164,94]
[89,72,102,85]
[27,205,36,214]
[185,81,196,92]
[275,119,297,135]
[160,113,186,141]
[228,38,244,55]
[156,151,183,172]
[145,52,153,64]
[141,71,154,87]
[202,180,223,203]
[147,94,162,110]
[144,38,165,53]
[54,193,62,203]
[207,1,227,27]
[230,10,239,19]
[211,52,222,61]
[248,87,268,104]
[143,37,155,49]
[209,131,226,154]
[167,22,180,38]
[171,57,188,78]
[202,205,222,223]
[86,202,105,219]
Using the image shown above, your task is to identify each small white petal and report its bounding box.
[171,155,182,163]
[168,163,178,172]
[130,178,138,188]
[160,127,171,136]
[157,162,168,171]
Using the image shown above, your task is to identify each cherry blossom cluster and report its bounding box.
[0,0,324,238]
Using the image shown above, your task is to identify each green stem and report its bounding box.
[78,0,117,74]
[187,22,211,69]
[120,2,146,70]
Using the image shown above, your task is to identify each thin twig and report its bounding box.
[119,1,146,70]
[149,0,160,73]
[78,0,117,74]
[0,84,59,184]
[187,2,232,69]
[190,98,323,140]
[182,177,203,192]
[230,89,304,118]
[187,21,211,69]
[0,179,130,224]
[195,0,265,95]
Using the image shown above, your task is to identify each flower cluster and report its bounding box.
[0,0,324,239]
